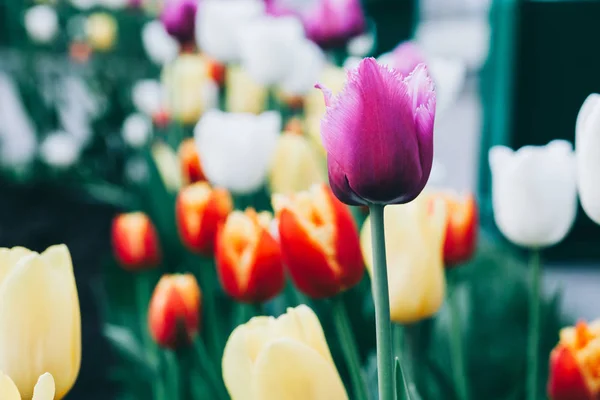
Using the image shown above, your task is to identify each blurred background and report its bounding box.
[1,0,599,398]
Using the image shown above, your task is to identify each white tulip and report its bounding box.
[238,16,305,85]
[343,56,362,71]
[194,110,281,194]
[428,57,466,116]
[122,113,152,148]
[24,5,58,44]
[142,20,180,66]
[347,33,375,57]
[280,39,326,96]
[489,140,577,248]
[196,0,265,63]
[131,80,165,116]
[575,93,600,224]
[39,132,82,169]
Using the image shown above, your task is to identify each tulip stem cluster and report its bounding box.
[527,249,542,400]
[331,296,369,400]
[368,204,395,400]
[193,339,229,400]
[448,272,469,400]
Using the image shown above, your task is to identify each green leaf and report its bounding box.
[104,324,157,377]
[395,357,411,400]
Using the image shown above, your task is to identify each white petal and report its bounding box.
[429,57,466,115]
[280,39,326,95]
[346,33,375,57]
[132,80,165,116]
[342,56,362,71]
[576,94,600,224]
[39,132,82,168]
[32,373,55,400]
[24,5,58,43]
[196,0,266,63]
[122,113,152,148]
[142,20,180,66]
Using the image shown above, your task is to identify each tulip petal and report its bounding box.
[0,372,21,400]
[576,94,600,225]
[32,373,55,400]
[253,338,349,400]
[360,197,447,323]
[0,247,34,287]
[0,247,80,399]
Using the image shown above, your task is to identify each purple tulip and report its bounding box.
[316,58,436,205]
[160,0,198,45]
[380,41,426,77]
[266,0,365,48]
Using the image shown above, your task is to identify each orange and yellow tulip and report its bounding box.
[216,209,284,303]
[111,212,161,270]
[548,320,600,400]
[179,138,206,185]
[273,183,363,298]
[148,274,201,348]
[176,182,233,254]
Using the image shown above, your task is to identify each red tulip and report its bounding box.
[548,320,600,400]
[273,183,363,298]
[179,138,206,185]
[176,182,233,255]
[216,208,284,303]
[148,274,201,348]
[111,212,161,270]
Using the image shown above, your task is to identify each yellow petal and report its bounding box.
[226,66,267,114]
[360,196,448,323]
[0,247,34,287]
[152,142,183,192]
[32,373,55,400]
[0,246,81,399]
[253,338,348,400]
[269,133,325,195]
[0,372,21,400]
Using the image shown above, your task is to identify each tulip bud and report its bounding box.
[179,138,206,185]
[160,0,197,45]
[86,13,117,51]
[112,212,161,270]
[360,196,447,323]
[148,274,201,348]
[272,183,363,298]
[429,192,478,266]
[176,182,233,254]
[489,140,577,248]
[222,305,348,400]
[216,209,284,303]
[548,320,600,400]
[575,93,600,225]
[317,58,436,206]
[0,245,80,399]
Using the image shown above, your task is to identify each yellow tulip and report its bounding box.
[269,131,325,195]
[0,372,55,400]
[222,305,348,400]
[304,64,347,153]
[360,195,447,323]
[151,142,183,193]
[0,245,81,399]
[225,66,268,115]
[162,54,219,125]
[86,13,117,51]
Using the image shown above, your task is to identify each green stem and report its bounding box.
[164,350,181,400]
[135,273,166,400]
[527,249,541,400]
[194,338,229,400]
[331,296,369,400]
[448,271,469,400]
[197,259,224,365]
[368,204,394,400]
[175,348,191,400]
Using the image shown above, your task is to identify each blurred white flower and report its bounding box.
[132,80,165,116]
[39,132,82,169]
[70,0,97,10]
[279,39,325,96]
[196,0,265,63]
[142,20,180,66]
[122,113,152,148]
[99,0,128,9]
[24,5,58,44]
[489,140,577,248]
[0,73,37,167]
[428,57,466,116]
[238,16,305,85]
[575,93,600,225]
[57,77,99,146]
[346,33,375,57]
[194,110,281,194]
[343,56,361,71]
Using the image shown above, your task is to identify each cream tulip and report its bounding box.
[576,93,600,225]
[489,140,577,248]
[194,110,280,194]
[0,245,81,400]
[269,132,325,195]
[225,66,268,114]
[0,372,55,400]
[360,196,447,323]
[222,305,348,400]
